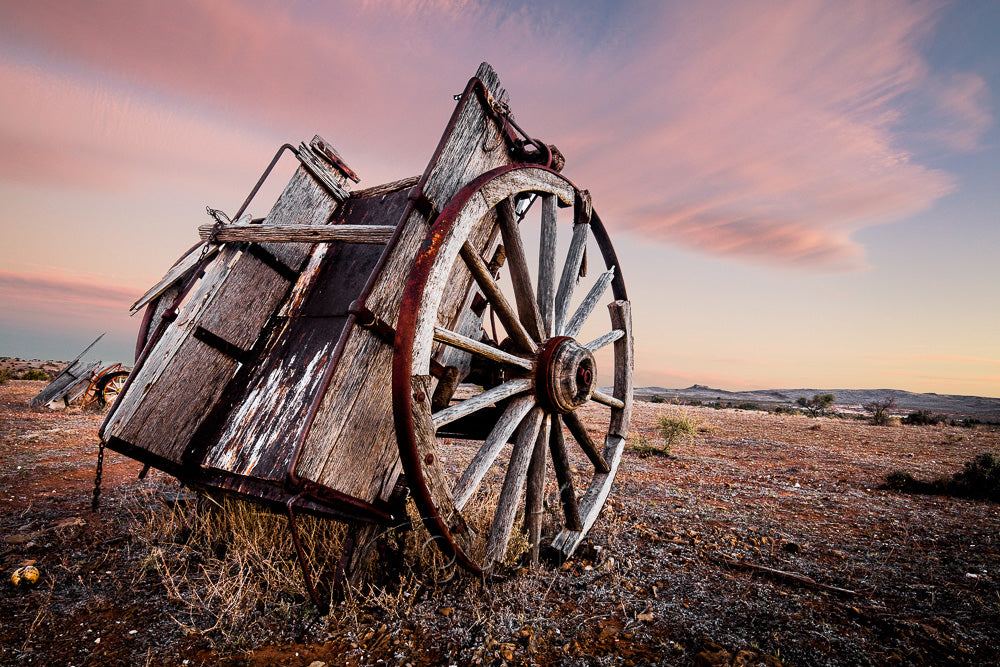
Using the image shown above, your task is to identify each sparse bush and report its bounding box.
[902,410,945,426]
[737,402,761,411]
[796,394,835,417]
[0,368,11,385]
[951,452,1000,501]
[19,369,50,381]
[865,396,897,426]
[650,395,667,404]
[630,433,666,457]
[657,412,697,452]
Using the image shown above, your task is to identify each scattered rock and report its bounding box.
[10,565,40,587]
[782,541,801,554]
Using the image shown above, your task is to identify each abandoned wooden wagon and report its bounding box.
[98,63,633,582]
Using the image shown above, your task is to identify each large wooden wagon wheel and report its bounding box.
[393,165,633,575]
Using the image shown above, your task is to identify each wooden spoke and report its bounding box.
[536,195,558,338]
[563,267,615,338]
[554,221,590,335]
[485,405,545,565]
[432,379,533,429]
[433,326,532,370]
[524,413,549,564]
[584,329,625,351]
[562,411,610,474]
[591,389,625,410]
[452,395,536,509]
[460,241,537,353]
[497,198,544,341]
[548,415,582,531]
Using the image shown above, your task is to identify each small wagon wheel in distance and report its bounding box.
[96,371,130,407]
[393,165,633,575]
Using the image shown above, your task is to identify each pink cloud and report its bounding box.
[0,0,990,271]
[0,269,141,314]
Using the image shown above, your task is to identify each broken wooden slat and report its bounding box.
[130,245,215,315]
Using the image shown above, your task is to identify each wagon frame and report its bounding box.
[98,63,633,588]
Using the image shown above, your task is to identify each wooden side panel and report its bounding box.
[200,186,411,481]
[295,63,513,502]
[102,163,345,463]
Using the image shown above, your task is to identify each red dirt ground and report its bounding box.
[2,379,998,666]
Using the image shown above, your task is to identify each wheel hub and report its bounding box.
[536,336,597,413]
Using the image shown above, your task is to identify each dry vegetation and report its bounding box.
[2,379,999,666]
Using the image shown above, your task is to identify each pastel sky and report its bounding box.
[1,0,998,397]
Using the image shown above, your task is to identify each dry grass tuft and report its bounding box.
[125,483,345,645]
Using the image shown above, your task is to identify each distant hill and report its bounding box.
[636,384,1000,420]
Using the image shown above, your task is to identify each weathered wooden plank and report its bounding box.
[410,375,474,551]
[460,241,537,353]
[537,195,558,338]
[102,160,345,462]
[563,410,610,474]
[295,63,515,502]
[497,198,544,341]
[554,222,590,335]
[563,267,615,339]
[550,433,625,557]
[524,414,549,564]
[608,300,633,438]
[130,244,216,315]
[452,394,535,509]
[201,184,411,480]
[196,224,393,244]
[101,245,242,444]
[548,415,582,531]
[591,389,625,410]
[196,253,294,350]
[432,326,532,371]
[584,328,624,351]
[484,405,544,565]
[432,378,532,429]
[32,360,101,406]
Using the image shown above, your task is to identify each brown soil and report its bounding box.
[2,380,998,665]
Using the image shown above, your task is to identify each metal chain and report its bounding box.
[200,206,231,259]
[91,440,105,511]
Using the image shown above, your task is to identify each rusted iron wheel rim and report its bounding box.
[393,164,633,575]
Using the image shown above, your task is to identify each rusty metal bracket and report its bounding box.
[286,493,324,610]
[408,187,438,225]
[310,136,360,184]
[348,300,396,346]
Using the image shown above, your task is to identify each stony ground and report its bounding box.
[1,379,998,666]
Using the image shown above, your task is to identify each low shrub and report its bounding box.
[19,369,50,381]
[657,412,697,452]
[0,368,11,385]
[902,410,946,426]
[883,451,1000,502]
